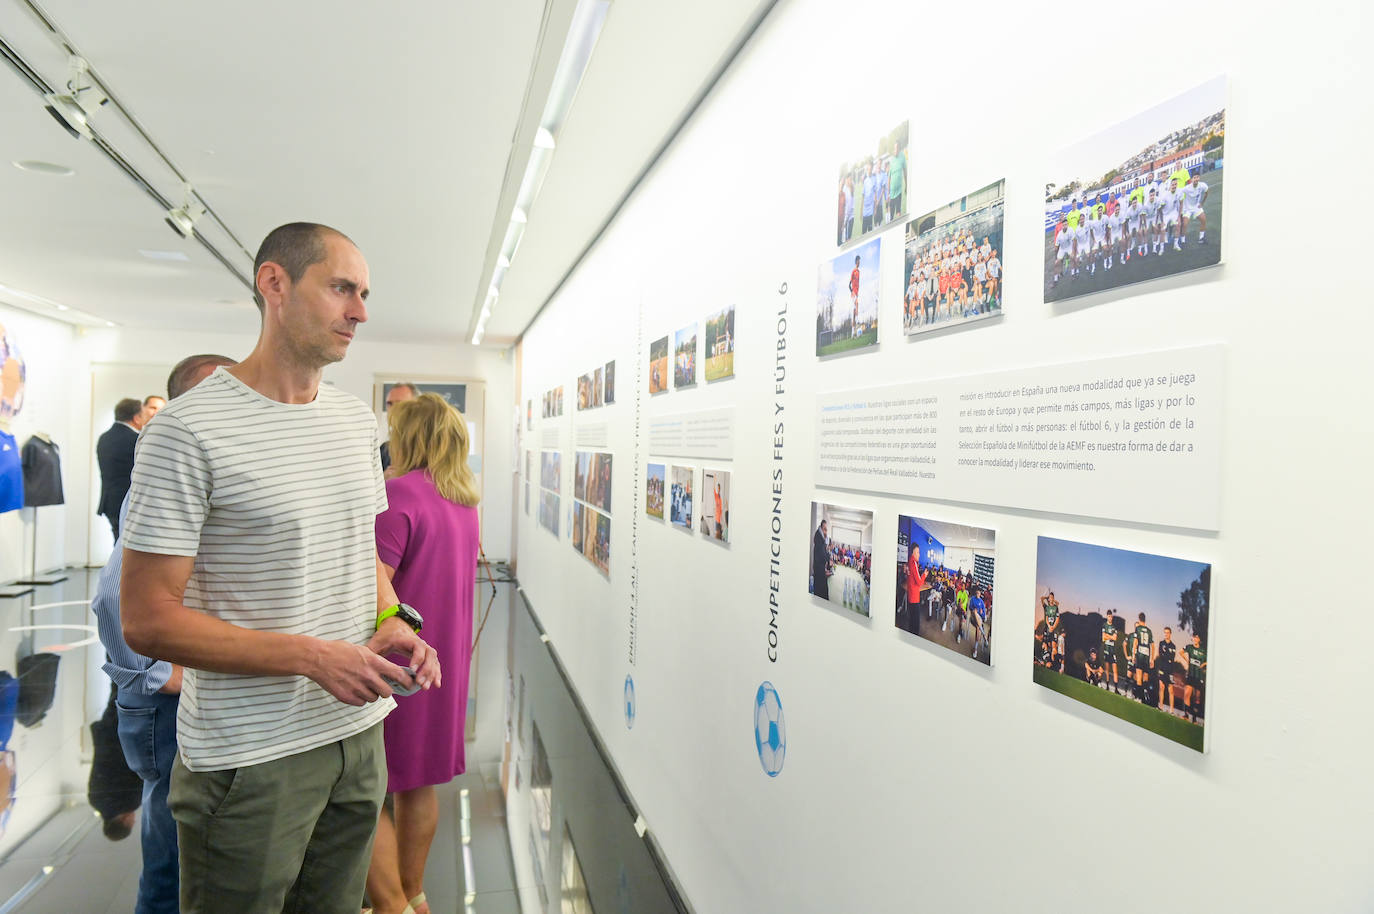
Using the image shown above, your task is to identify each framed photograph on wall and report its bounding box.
[895,515,996,664]
[645,463,665,519]
[700,467,730,543]
[808,501,873,617]
[1043,76,1226,304]
[704,306,735,381]
[836,121,909,247]
[817,237,881,357]
[673,325,697,388]
[904,180,1005,336]
[669,465,694,530]
[649,336,669,394]
[1034,536,1211,752]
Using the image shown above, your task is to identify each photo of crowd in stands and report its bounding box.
[649,336,669,394]
[1034,536,1211,752]
[698,468,730,543]
[895,515,995,664]
[817,236,881,357]
[836,121,909,246]
[669,465,694,530]
[645,463,665,518]
[809,502,873,618]
[704,306,735,382]
[573,450,612,514]
[674,324,697,388]
[904,180,1005,336]
[604,361,615,403]
[1044,76,1226,304]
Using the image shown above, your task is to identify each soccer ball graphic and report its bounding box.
[624,675,636,729]
[754,681,786,777]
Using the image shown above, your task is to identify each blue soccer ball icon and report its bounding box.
[754,681,786,776]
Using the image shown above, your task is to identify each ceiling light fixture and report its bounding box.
[164,184,206,240]
[468,0,611,343]
[42,56,106,140]
[540,0,611,137]
[138,249,191,262]
[12,160,75,177]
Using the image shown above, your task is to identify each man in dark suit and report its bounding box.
[95,398,142,539]
[379,381,419,473]
[812,518,831,599]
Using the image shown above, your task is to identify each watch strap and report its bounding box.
[376,604,402,630]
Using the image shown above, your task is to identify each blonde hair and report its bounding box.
[388,393,480,506]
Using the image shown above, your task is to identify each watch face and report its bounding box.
[398,603,424,629]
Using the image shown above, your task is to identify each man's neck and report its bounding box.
[119,421,140,432]
[227,346,324,405]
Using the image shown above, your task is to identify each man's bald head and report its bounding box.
[167,354,238,399]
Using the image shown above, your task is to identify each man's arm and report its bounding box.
[90,496,180,696]
[122,548,414,706]
[368,554,441,690]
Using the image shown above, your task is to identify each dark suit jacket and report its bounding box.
[95,422,137,519]
[812,528,830,599]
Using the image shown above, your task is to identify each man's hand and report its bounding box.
[368,617,441,691]
[305,638,416,706]
[158,664,184,695]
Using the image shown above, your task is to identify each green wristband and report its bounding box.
[376,604,401,630]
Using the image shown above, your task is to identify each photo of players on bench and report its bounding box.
[903,180,1005,336]
[1033,536,1211,752]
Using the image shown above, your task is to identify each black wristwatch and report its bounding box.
[378,602,424,633]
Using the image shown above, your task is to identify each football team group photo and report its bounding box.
[1044,77,1226,303]
[1033,536,1211,751]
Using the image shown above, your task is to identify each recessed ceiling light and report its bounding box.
[138,249,190,262]
[12,160,75,176]
[104,320,115,327]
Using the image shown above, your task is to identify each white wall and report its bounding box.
[515,0,1373,912]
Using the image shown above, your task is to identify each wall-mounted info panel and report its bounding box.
[815,344,1224,530]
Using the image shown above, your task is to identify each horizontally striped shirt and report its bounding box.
[122,368,393,771]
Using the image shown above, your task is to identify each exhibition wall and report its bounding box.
[0,308,516,582]
[514,0,1372,911]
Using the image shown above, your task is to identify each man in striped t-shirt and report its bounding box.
[121,223,440,914]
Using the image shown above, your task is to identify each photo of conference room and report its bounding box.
[808,501,873,618]
[895,515,996,665]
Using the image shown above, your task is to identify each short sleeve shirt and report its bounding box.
[122,368,392,771]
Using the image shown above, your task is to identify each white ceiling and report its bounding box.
[0,0,773,346]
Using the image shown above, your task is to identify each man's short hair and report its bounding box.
[113,398,143,423]
[143,395,165,407]
[167,354,238,400]
[390,382,420,398]
[252,222,353,311]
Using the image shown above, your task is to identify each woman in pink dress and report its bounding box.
[366,393,480,914]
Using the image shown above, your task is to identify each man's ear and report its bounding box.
[256,261,288,314]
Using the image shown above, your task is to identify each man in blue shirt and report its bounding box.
[92,353,236,914]
[861,162,877,234]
